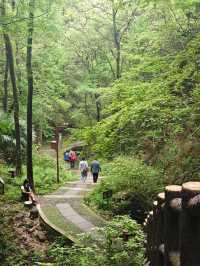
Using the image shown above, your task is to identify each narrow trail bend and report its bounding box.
[38,171,105,243]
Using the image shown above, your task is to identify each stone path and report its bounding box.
[38,172,105,242]
[57,203,94,231]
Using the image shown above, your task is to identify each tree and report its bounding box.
[1,0,22,175]
[26,0,35,191]
[3,55,8,113]
[92,0,141,79]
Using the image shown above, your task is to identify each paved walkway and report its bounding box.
[38,172,105,241]
[57,203,94,231]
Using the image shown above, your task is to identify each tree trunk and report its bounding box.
[36,126,43,144]
[3,34,22,175]
[1,0,22,175]
[12,2,22,97]
[16,42,22,95]
[84,92,92,126]
[26,0,35,191]
[94,93,101,122]
[3,56,8,113]
[112,6,121,79]
[11,0,15,10]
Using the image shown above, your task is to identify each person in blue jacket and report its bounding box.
[64,150,70,168]
[91,159,101,183]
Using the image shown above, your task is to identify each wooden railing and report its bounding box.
[144,181,200,266]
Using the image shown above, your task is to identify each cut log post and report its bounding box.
[154,192,165,266]
[0,178,5,195]
[164,185,182,266]
[181,182,200,266]
[24,200,33,208]
[150,200,158,266]
[146,210,154,264]
[30,206,39,219]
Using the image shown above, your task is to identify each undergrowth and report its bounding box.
[0,149,77,265]
[0,148,77,201]
[46,216,148,266]
[0,200,44,266]
[86,156,165,222]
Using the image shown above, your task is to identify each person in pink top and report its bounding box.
[69,149,77,168]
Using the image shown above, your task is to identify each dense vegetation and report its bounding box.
[0,150,76,199]
[86,156,164,222]
[0,150,76,265]
[1,0,200,265]
[1,0,200,180]
[47,216,147,266]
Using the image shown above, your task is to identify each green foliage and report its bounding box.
[0,148,76,200]
[32,149,77,195]
[0,213,26,266]
[0,112,26,164]
[0,112,15,162]
[47,216,148,266]
[82,32,200,183]
[87,156,164,221]
[2,1,200,264]
[0,199,46,266]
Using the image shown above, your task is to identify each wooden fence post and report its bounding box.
[154,192,165,266]
[145,211,154,264]
[164,185,182,266]
[181,182,200,266]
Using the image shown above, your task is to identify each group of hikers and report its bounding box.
[79,157,101,183]
[21,149,101,205]
[63,149,77,169]
[64,149,101,183]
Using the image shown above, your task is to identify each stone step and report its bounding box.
[58,187,91,192]
[43,195,84,199]
[56,203,95,232]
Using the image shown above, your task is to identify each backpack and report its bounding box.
[82,163,88,176]
[70,151,77,161]
[64,152,70,161]
[80,161,88,171]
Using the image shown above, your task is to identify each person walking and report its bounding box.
[64,150,70,168]
[79,157,88,182]
[69,150,77,169]
[91,159,101,183]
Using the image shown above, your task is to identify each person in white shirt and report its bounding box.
[79,157,89,182]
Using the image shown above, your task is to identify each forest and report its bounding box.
[0,0,200,265]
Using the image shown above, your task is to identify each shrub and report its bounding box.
[86,156,164,222]
[48,216,148,266]
[32,150,76,195]
[0,148,77,200]
[0,112,26,164]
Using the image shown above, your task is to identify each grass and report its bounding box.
[0,148,79,265]
[41,204,83,238]
[0,149,77,201]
